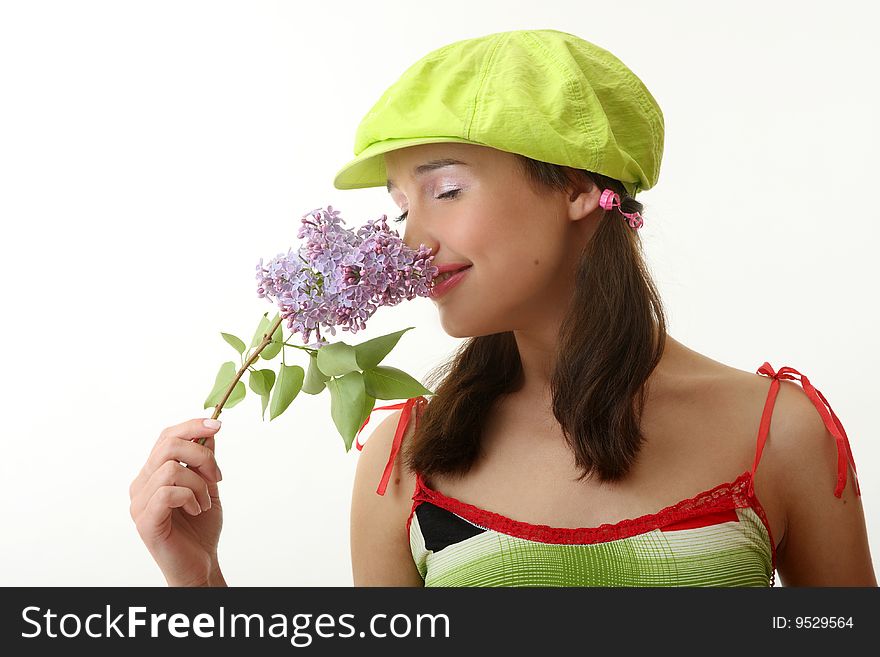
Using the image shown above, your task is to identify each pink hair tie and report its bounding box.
[599,188,644,230]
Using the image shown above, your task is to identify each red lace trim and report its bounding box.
[415,467,739,540]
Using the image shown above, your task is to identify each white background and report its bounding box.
[0,0,877,586]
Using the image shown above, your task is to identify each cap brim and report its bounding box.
[333,136,485,190]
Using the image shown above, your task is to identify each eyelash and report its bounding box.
[393,189,461,223]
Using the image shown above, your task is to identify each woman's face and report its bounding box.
[384,142,600,338]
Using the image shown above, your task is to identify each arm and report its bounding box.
[772,380,877,586]
[350,409,425,587]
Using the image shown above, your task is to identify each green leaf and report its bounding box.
[260,312,284,361]
[224,380,247,409]
[363,365,434,400]
[316,341,360,376]
[327,372,372,452]
[356,393,377,448]
[269,364,304,420]
[204,361,237,409]
[221,332,246,355]
[260,369,276,418]
[301,351,331,395]
[353,327,416,370]
[249,368,276,420]
[249,312,271,349]
[248,368,268,395]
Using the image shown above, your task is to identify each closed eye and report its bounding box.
[393,189,461,223]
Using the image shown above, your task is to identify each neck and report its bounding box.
[513,320,675,400]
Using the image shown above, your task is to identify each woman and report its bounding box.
[129,29,875,587]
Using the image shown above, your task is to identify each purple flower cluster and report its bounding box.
[255,206,438,349]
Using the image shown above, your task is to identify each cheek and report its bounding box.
[497,242,563,296]
[467,221,568,312]
[478,206,567,274]
[449,188,568,279]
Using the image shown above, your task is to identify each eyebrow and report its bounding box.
[386,158,469,192]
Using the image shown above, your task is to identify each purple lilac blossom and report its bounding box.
[255,206,438,349]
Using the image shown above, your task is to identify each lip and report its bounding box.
[429,265,472,299]
[434,262,473,275]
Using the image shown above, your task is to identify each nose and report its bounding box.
[405,234,440,265]
[397,214,438,260]
[403,230,428,254]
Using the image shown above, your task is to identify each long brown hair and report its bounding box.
[401,154,668,485]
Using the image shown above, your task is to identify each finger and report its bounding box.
[132,460,213,519]
[132,420,221,500]
[163,418,222,444]
[144,429,223,483]
[194,434,216,455]
[194,435,222,483]
[136,485,202,542]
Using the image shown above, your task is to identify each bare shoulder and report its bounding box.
[354,408,419,501]
[350,408,423,586]
[729,365,875,586]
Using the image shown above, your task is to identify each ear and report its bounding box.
[563,172,601,223]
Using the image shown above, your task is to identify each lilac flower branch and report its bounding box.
[199,205,440,448]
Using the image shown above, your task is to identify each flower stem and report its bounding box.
[197,313,286,446]
[283,341,318,354]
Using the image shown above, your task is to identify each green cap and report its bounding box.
[333,29,664,198]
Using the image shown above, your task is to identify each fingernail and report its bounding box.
[203,418,221,429]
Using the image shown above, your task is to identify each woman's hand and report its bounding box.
[129,418,226,586]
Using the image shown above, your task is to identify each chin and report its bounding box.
[438,321,472,339]
[438,313,502,340]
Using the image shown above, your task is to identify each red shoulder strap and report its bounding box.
[355,396,428,496]
[754,362,860,498]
